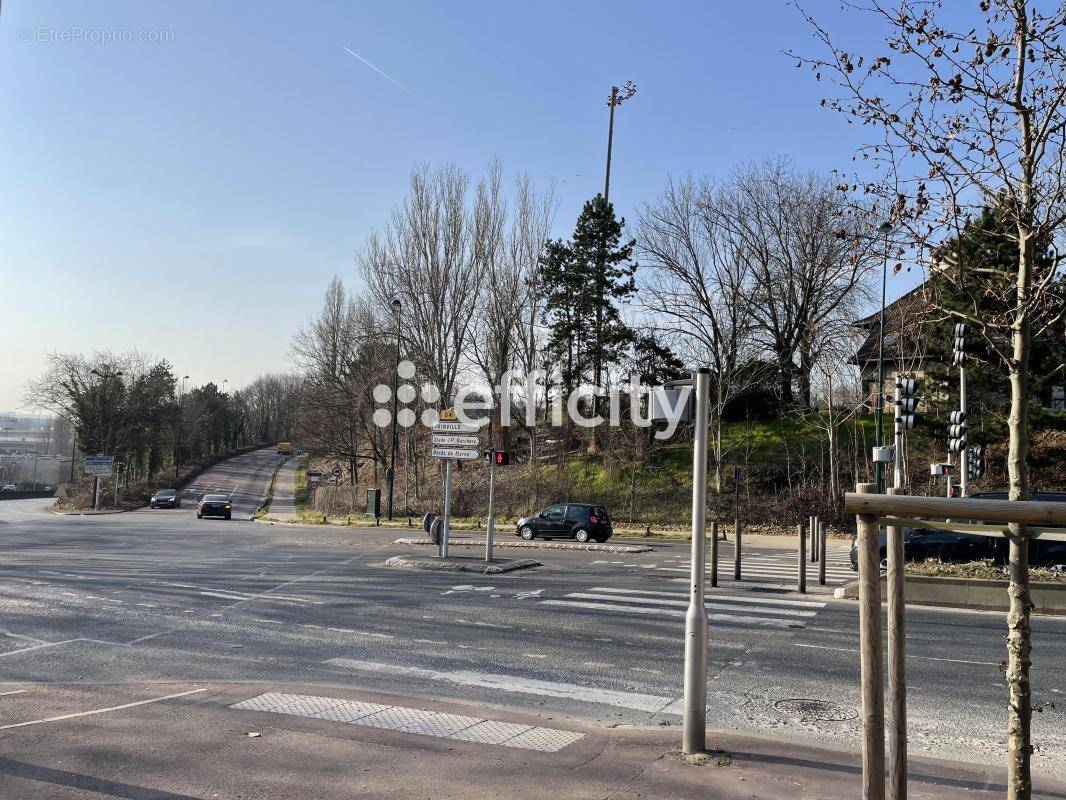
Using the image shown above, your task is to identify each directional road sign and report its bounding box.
[432,433,481,447]
[432,421,481,434]
[83,455,114,477]
[431,447,480,461]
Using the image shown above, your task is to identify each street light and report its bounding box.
[386,298,402,521]
[873,220,893,492]
[176,375,189,479]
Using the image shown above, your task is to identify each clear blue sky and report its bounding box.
[0,0,927,411]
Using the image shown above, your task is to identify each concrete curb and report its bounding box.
[384,555,543,574]
[393,537,652,554]
[834,574,1066,615]
[46,507,128,516]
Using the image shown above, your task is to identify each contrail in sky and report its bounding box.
[343,46,411,93]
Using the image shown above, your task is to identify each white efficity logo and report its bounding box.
[371,364,693,440]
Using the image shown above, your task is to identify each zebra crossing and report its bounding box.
[592,547,856,588]
[540,585,827,629]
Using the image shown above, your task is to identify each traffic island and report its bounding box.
[393,537,652,554]
[385,554,543,574]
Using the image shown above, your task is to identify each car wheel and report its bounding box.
[225,513,231,520]
[574,528,590,543]
[519,526,535,541]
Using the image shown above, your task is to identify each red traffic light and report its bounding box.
[494,451,510,466]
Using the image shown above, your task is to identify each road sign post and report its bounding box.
[682,368,710,755]
[441,459,452,558]
[485,448,496,562]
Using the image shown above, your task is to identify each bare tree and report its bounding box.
[722,157,879,409]
[638,175,763,494]
[360,163,483,404]
[792,2,1066,792]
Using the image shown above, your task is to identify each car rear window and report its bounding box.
[203,494,229,502]
[594,507,609,519]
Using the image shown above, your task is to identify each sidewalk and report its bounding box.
[264,458,298,522]
[0,681,1062,799]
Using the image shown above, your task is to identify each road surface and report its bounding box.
[0,451,1064,783]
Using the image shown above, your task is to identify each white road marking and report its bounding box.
[0,688,209,730]
[564,592,817,618]
[541,600,804,628]
[0,690,27,697]
[588,587,826,610]
[793,642,996,666]
[323,658,682,714]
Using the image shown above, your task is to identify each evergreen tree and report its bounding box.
[927,205,1065,422]
[541,194,637,392]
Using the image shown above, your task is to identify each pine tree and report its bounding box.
[541,194,637,393]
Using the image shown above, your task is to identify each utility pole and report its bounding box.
[873,221,892,492]
[386,298,402,520]
[682,368,710,755]
[485,447,497,563]
[592,82,636,399]
[176,375,189,480]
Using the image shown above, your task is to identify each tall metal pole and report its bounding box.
[485,448,497,563]
[893,380,903,490]
[176,375,188,480]
[959,363,968,498]
[387,299,401,520]
[441,459,452,558]
[682,368,710,755]
[604,86,617,206]
[874,222,892,492]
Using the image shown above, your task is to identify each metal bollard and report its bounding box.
[797,523,807,593]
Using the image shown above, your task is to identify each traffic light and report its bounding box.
[894,377,919,431]
[485,450,510,466]
[953,322,968,366]
[967,444,985,479]
[948,410,967,453]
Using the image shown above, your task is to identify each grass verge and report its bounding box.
[254,458,287,519]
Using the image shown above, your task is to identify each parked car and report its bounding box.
[197,494,232,520]
[850,491,1066,569]
[516,503,612,543]
[149,489,181,509]
[1,484,16,493]
[277,442,293,455]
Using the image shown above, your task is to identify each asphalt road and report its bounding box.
[1,447,1064,781]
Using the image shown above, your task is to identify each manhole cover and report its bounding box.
[773,699,858,722]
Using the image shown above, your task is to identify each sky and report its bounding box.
[0,0,932,412]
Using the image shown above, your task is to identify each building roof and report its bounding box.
[852,283,930,367]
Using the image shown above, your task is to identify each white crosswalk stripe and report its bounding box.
[663,551,855,586]
[540,586,826,630]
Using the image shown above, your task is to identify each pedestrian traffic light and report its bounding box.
[948,410,967,453]
[894,377,919,431]
[485,450,510,466]
[953,322,968,366]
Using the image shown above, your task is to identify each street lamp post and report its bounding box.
[873,221,893,492]
[176,375,189,479]
[386,298,402,521]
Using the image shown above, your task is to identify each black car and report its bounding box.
[150,489,181,509]
[850,491,1066,569]
[516,503,612,543]
[197,494,232,520]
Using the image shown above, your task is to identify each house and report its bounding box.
[851,285,929,406]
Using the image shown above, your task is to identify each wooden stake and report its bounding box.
[886,486,907,800]
[856,481,885,800]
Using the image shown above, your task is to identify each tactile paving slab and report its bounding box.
[229,693,583,752]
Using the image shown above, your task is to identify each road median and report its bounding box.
[393,536,652,553]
